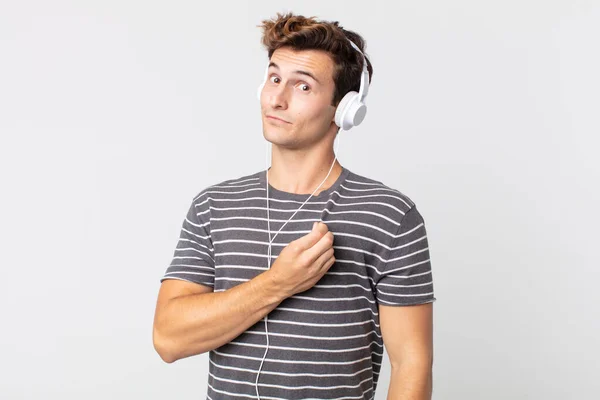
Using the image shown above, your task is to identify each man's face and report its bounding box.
[259,47,338,149]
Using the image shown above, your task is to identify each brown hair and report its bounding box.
[257,12,373,107]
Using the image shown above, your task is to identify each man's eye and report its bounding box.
[299,84,310,92]
[270,76,280,84]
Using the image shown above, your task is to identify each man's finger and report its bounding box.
[294,221,328,251]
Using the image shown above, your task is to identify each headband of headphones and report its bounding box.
[346,40,370,105]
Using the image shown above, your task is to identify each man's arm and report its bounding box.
[153,271,287,363]
[153,221,335,364]
[380,302,434,400]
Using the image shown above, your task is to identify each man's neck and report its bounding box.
[267,156,343,196]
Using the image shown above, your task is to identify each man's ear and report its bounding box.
[330,103,338,123]
[331,121,340,134]
[330,92,340,122]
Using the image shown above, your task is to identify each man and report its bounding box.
[153,12,436,400]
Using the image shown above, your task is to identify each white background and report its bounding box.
[1,0,598,398]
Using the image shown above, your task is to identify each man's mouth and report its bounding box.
[266,115,291,124]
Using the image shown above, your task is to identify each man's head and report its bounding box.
[257,12,373,150]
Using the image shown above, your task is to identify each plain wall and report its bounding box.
[1,0,598,398]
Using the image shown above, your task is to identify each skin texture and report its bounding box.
[381,303,434,400]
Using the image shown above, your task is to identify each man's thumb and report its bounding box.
[295,221,321,250]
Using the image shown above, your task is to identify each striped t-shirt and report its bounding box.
[160,165,436,400]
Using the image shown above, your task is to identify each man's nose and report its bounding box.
[268,85,289,109]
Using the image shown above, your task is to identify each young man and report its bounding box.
[153,12,436,400]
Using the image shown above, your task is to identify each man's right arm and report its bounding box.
[152,269,288,363]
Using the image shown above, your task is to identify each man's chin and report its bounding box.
[262,129,301,149]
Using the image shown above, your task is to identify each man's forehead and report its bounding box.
[269,48,334,83]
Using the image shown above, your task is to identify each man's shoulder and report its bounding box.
[345,168,418,213]
[191,169,263,202]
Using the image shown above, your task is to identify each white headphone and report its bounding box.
[257,39,370,130]
[254,38,370,400]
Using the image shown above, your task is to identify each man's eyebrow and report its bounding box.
[268,61,321,85]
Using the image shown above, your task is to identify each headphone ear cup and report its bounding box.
[257,83,264,101]
[334,91,358,129]
[351,102,367,127]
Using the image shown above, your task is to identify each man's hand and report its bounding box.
[267,221,336,297]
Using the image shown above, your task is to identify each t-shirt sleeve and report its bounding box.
[160,194,215,288]
[374,205,436,306]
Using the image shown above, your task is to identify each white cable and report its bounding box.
[255,129,343,399]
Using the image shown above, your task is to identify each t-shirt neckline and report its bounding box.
[258,165,350,201]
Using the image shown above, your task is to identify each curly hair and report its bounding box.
[257,12,373,107]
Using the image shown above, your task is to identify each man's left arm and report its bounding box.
[380,302,433,400]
